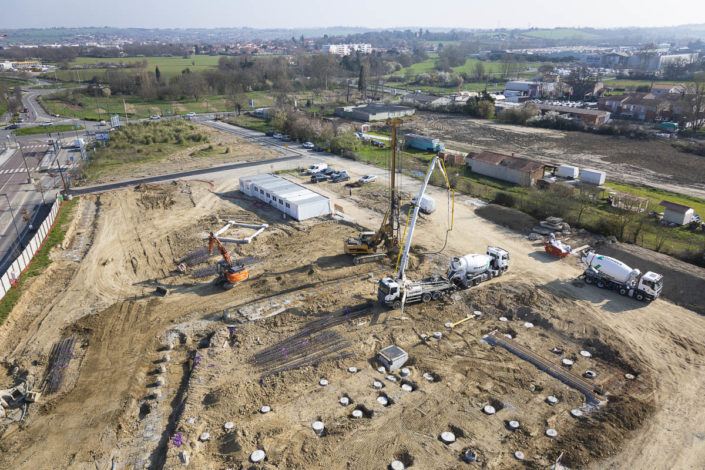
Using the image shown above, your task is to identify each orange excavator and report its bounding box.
[208,232,249,288]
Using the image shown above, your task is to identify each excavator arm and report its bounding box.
[208,232,232,267]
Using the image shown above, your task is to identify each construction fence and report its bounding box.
[0,194,63,302]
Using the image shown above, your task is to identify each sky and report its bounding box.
[2,0,705,30]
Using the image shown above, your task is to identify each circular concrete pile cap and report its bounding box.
[445,322,453,328]
[504,334,512,339]
[312,421,324,434]
[524,322,534,328]
[223,421,234,430]
[400,367,410,377]
[433,332,443,339]
[390,460,405,470]
[508,420,520,430]
[377,366,386,373]
[352,409,363,418]
[547,395,558,405]
[186,417,195,424]
[483,405,496,415]
[260,405,271,414]
[584,370,597,379]
[474,310,482,316]
[250,449,266,463]
[571,408,584,418]
[319,378,329,386]
[423,373,434,382]
[546,428,558,437]
[420,334,428,340]
[340,397,350,406]
[401,384,413,392]
[514,451,525,460]
[199,432,211,441]
[562,358,574,367]
[373,381,383,389]
[499,316,508,322]
[348,366,358,373]
[625,373,635,380]
[386,375,397,382]
[580,350,592,358]
[377,396,389,406]
[440,431,456,444]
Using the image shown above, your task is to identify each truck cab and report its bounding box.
[378,277,400,307]
[637,271,663,300]
[487,246,509,271]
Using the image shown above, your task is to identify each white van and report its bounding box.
[306,163,328,174]
[411,194,435,214]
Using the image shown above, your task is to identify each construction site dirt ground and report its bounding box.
[407,111,705,200]
[0,168,704,469]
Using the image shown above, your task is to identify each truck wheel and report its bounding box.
[422,293,431,303]
[473,278,481,287]
[635,293,644,301]
[393,301,402,309]
[619,287,627,296]
[432,292,441,300]
[597,281,605,289]
[584,277,593,285]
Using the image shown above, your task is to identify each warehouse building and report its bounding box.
[660,200,695,226]
[238,174,331,221]
[466,151,545,186]
[334,103,415,122]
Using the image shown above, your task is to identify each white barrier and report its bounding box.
[0,195,63,302]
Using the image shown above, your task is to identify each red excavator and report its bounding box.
[208,232,248,288]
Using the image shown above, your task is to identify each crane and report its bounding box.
[208,232,248,288]
[377,155,455,310]
[343,118,403,264]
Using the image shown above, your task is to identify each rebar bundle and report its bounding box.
[180,246,209,267]
[44,336,77,394]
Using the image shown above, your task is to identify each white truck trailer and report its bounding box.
[581,250,663,301]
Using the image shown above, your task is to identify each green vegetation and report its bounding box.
[222,114,272,133]
[0,76,31,87]
[81,120,208,181]
[603,79,694,90]
[393,57,505,77]
[30,83,80,89]
[190,143,231,158]
[0,198,78,326]
[13,124,84,136]
[605,181,705,218]
[523,28,601,40]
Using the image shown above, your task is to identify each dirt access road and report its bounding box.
[0,127,703,468]
[410,111,705,200]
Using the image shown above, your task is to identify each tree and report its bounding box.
[155,66,161,83]
[358,64,367,98]
[473,61,485,81]
[227,87,247,115]
[565,66,598,100]
[691,72,705,130]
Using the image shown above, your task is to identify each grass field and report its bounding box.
[606,180,705,217]
[14,124,84,136]
[523,28,601,41]
[0,198,77,326]
[81,120,208,181]
[393,57,507,77]
[0,76,31,87]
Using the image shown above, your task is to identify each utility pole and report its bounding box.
[123,98,128,123]
[54,151,68,193]
[1,193,23,250]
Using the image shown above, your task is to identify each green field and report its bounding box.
[14,124,84,136]
[47,55,224,81]
[605,181,705,218]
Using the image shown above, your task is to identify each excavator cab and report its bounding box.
[216,260,248,288]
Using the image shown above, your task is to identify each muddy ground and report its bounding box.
[408,112,705,199]
[0,165,704,470]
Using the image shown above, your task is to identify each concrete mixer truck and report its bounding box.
[581,250,663,301]
[447,247,509,288]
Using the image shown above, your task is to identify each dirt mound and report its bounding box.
[475,204,538,233]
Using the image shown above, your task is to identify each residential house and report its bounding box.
[536,104,611,126]
[466,151,545,187]
[650,83,686,97]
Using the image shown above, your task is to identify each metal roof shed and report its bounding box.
[238,174,331,221]
[660,200,694,225]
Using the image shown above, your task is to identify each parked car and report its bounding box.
[99,120,107,126]
[281,135,292,142]
[302,141,314,149]
[265,130,275,137]
[330,171,350,183]
[306,163,328,174]
[23,108,29,113]
[310,173,329,183]
[322,168,336,175]
[185,112,196,120]
[359,175,377,184]
[4,124,19,130]
[273,133,283,139]
[312,145,324,152]
[40,121,52,127]
[17,117,24,123]
[149,115,161,120]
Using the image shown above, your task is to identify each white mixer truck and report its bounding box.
[581,250,663,301]
[447,247,509,288]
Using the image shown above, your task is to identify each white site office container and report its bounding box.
[556,164,579,179]
[580,168,606,185]
[238,174,331,221]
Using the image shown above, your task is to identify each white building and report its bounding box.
[321,43,372,56]
[660,200,695,226]
[0,61,14,71]
[238,174,331,221]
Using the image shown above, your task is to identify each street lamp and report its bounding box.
[9,135,32,184]
[1,193,23,250]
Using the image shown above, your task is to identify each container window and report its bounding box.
[285,203,290,208]
[279,198,283,204]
